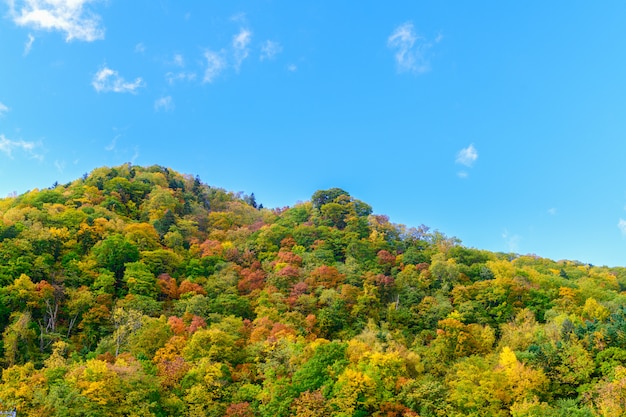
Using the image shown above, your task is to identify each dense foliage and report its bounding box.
[0,164,625,416]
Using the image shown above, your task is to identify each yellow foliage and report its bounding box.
[48,226,70,240]
[594,366,626,417]
[582,297,610,322]
[486,260,515,280]
[332,368,376,415]
[498,347,548,402]
[346,339,373,364]
[70,359,121,406]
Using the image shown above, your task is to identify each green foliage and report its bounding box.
[0,164,623,415]
[92,234,139,280]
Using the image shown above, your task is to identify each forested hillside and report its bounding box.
[0,164,625,416]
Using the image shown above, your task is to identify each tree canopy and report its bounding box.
[0,164,623,416]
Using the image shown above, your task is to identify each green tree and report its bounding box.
[92,234,139,281]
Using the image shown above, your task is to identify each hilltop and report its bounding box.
[0,164,625,416]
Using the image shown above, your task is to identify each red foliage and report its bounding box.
[225,402,254,417]
[375,274,395,288]
[277,250,303,266]
[187,315,207,334]
[277,264,301,279]
[305,265,345,289]
[287,281,309,307]
[224,246,240,262]
[377,249,397,266]
[416,262,430,271]
[268,322,297,342]
[238,262,267,294]
[248,220,265,232]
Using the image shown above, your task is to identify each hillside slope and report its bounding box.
[0,164,625,416]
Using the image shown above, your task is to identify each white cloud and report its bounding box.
[203,50,226,83]
[287,64,297,72]
[54,159,65,172]
[457,171,468,179]
[92,67,145,94]
[154,96,174,112]
[387,22,435,74]
[618,219,626,235]
[502,230,521,252]
[24,33,35,55]
[232,28,252,71]
[230,12,247,24]
[0,102,9,117]
[260,40,282,61]
[456,144,478,167]
[105,134,120,151]
[166,71,196,85]
[7,0,105,42]
[173,53,184,67]
[135,42,145,53]
[0,134,39,158]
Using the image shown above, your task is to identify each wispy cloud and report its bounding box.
[0,102,9,117]
[7,0,105,42]
[0,134,40,159]
[172,53,184,67]
[230,12,247,24]
[105,134,120,151]
[456,144,478,167]
[387,22,438,74]
[131,146,139,163]
[135,42,145,53]
[154,96,174,112]
[166,71,196,85]
[260,40,282,61]
[54,159,65,172]
[232,28,252,71]
[547,208,557,216]
[203,50,226,83]
[618,219,626,235]
[24,33,35,55]
[92,66,145,94]
[502,230,521,252]
[287,64,297,72]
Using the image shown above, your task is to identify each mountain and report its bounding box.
[0,164,624,416]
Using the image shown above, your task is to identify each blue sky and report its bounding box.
[2,1,626,267]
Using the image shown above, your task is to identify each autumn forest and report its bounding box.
[0,164,624,416]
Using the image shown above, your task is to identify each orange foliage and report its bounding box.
[378,402,419,417]
[199,239,223,257]
[238,261,267,294]
[306,265,345,289]
[178,279,207,296]
[168,316,186,335]
[277,250,303,266]
[187,315,207,334]
[377,250,397,267]
[157,273,179,300]
[225,402,254,417]
[153,335,189,388]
